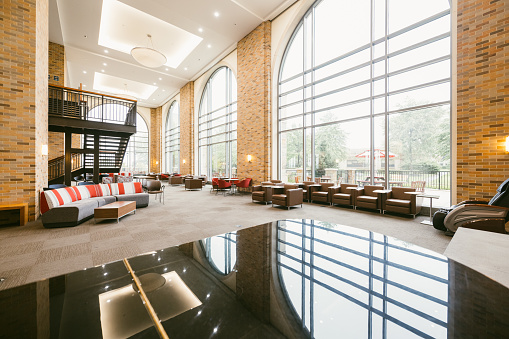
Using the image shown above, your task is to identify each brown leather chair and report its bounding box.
[331,183,358,208]
[252,185,273,205]
[301,181,316,202]
[355,185,384,212]
[309,182,335,204]
[272,184,303,210]
[169,176,183,185]
[185,179,203,190]
[383,187,422,218]
[146,180,164,204]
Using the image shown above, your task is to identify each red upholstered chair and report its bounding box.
[217,179,232,196]
[236,178,252,194]
[210,177,219,193]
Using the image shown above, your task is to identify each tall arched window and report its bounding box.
[165,101,180,173]
[121,113,149,173]
[198,67,237,178]
[278,0,451,206]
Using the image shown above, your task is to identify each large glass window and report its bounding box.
[121,113,149,173]
[164,101,180,173]
[198,67,237,178]
[278,0,451,206]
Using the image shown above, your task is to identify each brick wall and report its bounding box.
[0,0,48,221]
[457,0,509,201]
[150,106,162,173]
[180,82,194,175]
[237,22,272,185]
[48,42,64,86]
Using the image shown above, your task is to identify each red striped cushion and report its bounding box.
[134,182,142,193]
[97,184,111,196]
[71,186,91,200]
[41,187,77,212]
[85,185,99,198]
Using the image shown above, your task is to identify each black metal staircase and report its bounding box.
[48,85,137,185]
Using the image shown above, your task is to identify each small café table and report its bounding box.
[417,194,441,225]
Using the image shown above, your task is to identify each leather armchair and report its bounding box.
[272,185,303,210]
[355,185,384,212]
[185,179,203,190]
[383,187,422,218]
[301,181,316,202]
[252,185,273,204]
[309,182,335,204]
[331,183,358,208]
[169,176,183,185]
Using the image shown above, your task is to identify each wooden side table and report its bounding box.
[0,203,28,226]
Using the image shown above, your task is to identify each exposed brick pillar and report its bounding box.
[48,42,66,160]
[456,0,509,201]
[0,0,49,221]
[236,223,271,322]
[150,106,162,173]
[237,22,272,184]
[180,82,194,175]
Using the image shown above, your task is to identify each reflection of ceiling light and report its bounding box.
[184,67,188,70]
[214,11,219,17]
[198,28,203,33]
[158,77,162,80]
[103,63,107,66]
[101,69,105,72]
[83,70,87,74]
[131,34,167,68]
[104,49,109,53]
[207,44,211,48]
[165,68,168,71]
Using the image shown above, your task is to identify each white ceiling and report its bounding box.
[50,0,297,108]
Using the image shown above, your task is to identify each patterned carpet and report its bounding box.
[0,185,451,290]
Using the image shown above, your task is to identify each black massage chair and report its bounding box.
[433,178,509,234]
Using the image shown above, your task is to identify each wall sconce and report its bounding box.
[506,136,509,152]
[41,144,48,156]
[183,159,186,164]
[247,154,252,162]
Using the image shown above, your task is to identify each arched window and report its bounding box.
[198,67,237,178]
[165,101,180,173]
[121,113,149,173]
[199,232,236,275]
[278,0,451,206]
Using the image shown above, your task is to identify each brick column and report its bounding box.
[180,82,194,175]
[456,0,509,201]
[0,0,49,221]
[237,22,272,184]
[150,106,162,173]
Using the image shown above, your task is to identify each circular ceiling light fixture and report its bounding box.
[131,34,167,68]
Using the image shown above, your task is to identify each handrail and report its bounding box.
[49,85,137,127]
[49,84,137,102]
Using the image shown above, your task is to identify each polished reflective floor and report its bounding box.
[0,220,508,338]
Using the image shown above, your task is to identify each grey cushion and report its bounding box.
[42,200,98,228]
[115,193,149,208]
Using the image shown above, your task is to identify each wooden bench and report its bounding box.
[0,203,29,226]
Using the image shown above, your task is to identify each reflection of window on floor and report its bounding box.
[200,231,237,275]
[277,219,448,338]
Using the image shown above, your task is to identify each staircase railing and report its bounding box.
[48,85,137,127]
[48,153,84,182]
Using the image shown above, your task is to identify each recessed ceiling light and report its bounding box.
[198,27,203,33]
[184,67,188,70]
[83,71,87,74]
[165,68,169,71]
[207,44,211,48]
[153,99,155,101]
[104,49,109,53]
[101,69,105,72]
[162,89,166,92]
[83,84,86,87]
[153,83,157,85]
[103,63,107,66]
[158,77,162,80]
[214,11,220,17]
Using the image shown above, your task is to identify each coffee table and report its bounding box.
[94,201,136,223]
